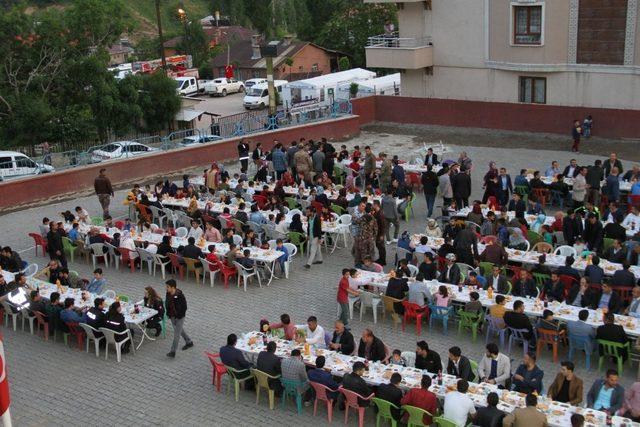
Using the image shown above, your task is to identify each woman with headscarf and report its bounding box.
[289,213,305,234]
[424,218,443,238]
[206,162,220,194]
[335,188,349,209]
[531,214,546,234]
[119,230,139,260]
[467,202,484,226]
[482,162,499,204]
[345,174,357,193]
[508,227,528,250]
[352,205,378,265]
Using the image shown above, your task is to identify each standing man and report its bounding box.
[424,147,439,166]
[452,168,472,208]
[498,167,513,208]
[336,269,359,327]
[382,189,399,244]
[438,165,453,215]
[94,168,114,219]
[237,139,250,174]
[572,167,587,209]
[165,279,194,358]
[585,160,604,206]
[572,120,582,153]
[421,165,439,218]
[305,207,323,269]
[47,222,67,268]
[363,146,376,187]
[372,200,388,265]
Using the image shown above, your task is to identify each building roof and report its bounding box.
[175,108,205,122]
[164,25,256,49]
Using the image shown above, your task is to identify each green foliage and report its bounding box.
[176,20,211,68]
[349,82,359,97]
[139,73,181,133]
[338,57,350,71]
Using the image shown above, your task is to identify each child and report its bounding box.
[275,239,289,274]
[435,285,450,307]
[389,349,406,366]
[573,238,587,258]
[540,224,554,245]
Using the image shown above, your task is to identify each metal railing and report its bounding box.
[366,34,433,48]
[0,101,353,181]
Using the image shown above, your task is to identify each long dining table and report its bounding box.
[236,331,636,427]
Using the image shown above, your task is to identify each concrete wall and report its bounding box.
[0,116,360,212]
[351,95,640,138]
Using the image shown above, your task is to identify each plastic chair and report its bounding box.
[1,302,19,331]
[331,203,345,215]
[216,260,237,288]
[597,339,630,374]
[90,243,109,269]
[404,193,416,221]
[526,230,542,247]
[536,328,565,363]
[101,290,117,300]
[153,254,171,279]
[282,242,297,278]
[204,351,227,393]
[28,232,48,256]
[175,227,188,238]
[402,301,428,335]
[554,245,577,257]
[382,295,403,329]
[200,257,219,287]
[310,381,338,422]
[285,197,298,210]
[407,264,418,277]
[79,323,104,357]
[91,216,104,226]
[485,315,507,348]
[372,397,399,427]
[469,359,479,382]
[457,309,484,342]
[428,304,453,334]
[478,261,494,277]
[287,231,307,256]
[532,272,550,288]
[183,257,203,282]
[403,404,432,427]
[168,253,185,279]
[118,247,137,272]
[359,290,381,323]
[61,237,77,263]
[281,378,305,414]
[507,327,531,356]
[339,386,374,427]
[63,322,85,350]
[103,242,120,269]
[20,308,35,334]
[117,294,130,302]
[531,241,553,253]
[233,261,262,292]
[252,368,280,410]
[434,416,458,427]
[137,248,156,275]
[22,263,38,278]
[225,366,254,401]
[33,311,49,341]
[401,351,417,368]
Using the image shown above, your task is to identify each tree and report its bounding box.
[176,20,211,69]
[349,82,359,98]
[139,72,181,133]
[338,56,350,71]
[283,57,294,79]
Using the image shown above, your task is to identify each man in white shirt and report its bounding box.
[443,379,476,427]
[297,316,326,349]
[626,286,640,318]
[413,236,435,256]
[187,220,203,240]
[623,206,640,230]
[545,161,560,178]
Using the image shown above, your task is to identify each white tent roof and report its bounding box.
[175,109,204,122]
[286,68,376,89]
[348,73,400,90]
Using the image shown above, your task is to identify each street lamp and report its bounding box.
[177,8,189,54]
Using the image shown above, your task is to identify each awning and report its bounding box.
[175,109,205,122]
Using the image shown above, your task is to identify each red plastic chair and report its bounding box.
[204,351,227,392]
[339,386,374,427]
[216,260,237,288]
[616,286,634,305]
[29,233,48,256]
[114,220,125,230]
[64,322,85,350]
[480,235,497,244]
[34,311,49,341]
[487,196,500,211]
[406,172,421,191]
[310,381,337,422]
[532,188,550,208]
[119,247,137,272]
[168,253,185,279]
[252,195,268,210]
[402,301,429,335]
[559,274,578,298]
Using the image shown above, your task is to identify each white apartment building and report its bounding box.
[365,0,640,109]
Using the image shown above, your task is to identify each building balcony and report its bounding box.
[365,35,433,70]
[364,0,429,3]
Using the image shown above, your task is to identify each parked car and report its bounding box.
[90,141,158,163]
[0,151,54,180]
[204,78,244,97]
[244,78,267,89]
[175,77,200,96]
[178,135,223,146]
[243,80,288,110]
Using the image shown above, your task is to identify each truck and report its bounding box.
[243,80,288,110]
[203,78,244,97]
[281,68,376,109]
[174,76,201,96]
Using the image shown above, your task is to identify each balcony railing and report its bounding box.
[366,34,433,49]
[365,33,434,69]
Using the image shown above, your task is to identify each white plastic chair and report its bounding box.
[153,254,171,279]
[233,261,262,292]
[104,242,120,269]
[232,234,243,246]
[101,290,117,300]
[407,264,419,278]
[283,243,297,278]
[401,351,417,368]
[337,295,359,321]
[90,243,109,269]
[137,248,155,275]
[99,327,134,362]
[149,223,160,232]
[554,245,577,257]
[267,239,277,250]
[1,301,19,331]
[175,227,188,238]
[21,308,35,334]
[147,205,166,227]
[79,323,104,357]
[200,257,219,287]
[359,291,381,323]
[22,263,39,278]
[289,208,302,217]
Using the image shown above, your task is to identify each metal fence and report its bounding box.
[0,100,353,181]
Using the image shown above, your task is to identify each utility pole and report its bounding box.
[266,56,276,116]
[155,0,167,74]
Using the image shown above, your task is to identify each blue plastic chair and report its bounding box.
[281,378,305,414]
[507,327,532,356]
[485,315,507,348]
[567,333,593,370]
[428,304,453,335]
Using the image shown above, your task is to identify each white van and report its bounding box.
[174,77,199,96]
[0,151,55,180]
[243,80,288,110]
[244,78,267,89]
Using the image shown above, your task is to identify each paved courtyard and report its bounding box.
[2,130,638,426]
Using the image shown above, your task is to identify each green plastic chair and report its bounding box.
[404,193,416,221]
[402,405,432,427]
[527,230,542,247]
[603,237,615,254]
[532,272,550,288]
[61,237,77,263]
[117,294,130,303]
[372,397,399,427]
[281,378,305,414]
[434,416,458,427]
[597,339,630,374]
[287,231,307,256]
[333,165,345,185]
[251,368,280,410]
[331,204,345,215]
[505,281,512,295]
[457,309,484,342]
[226,366,255,401]
[285,197,298,210]
[478,261,494,277]
[514,185,529,202]
[91,216,104,226]
[469,359,479,382]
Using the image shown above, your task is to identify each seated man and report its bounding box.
[547,361,584,406]
[591,283,622,314]
[401,375,438,425]
[329,320,355,355]
[596,312,630,361]
[511,270,537,298]
[542,272,565,302]
[415,340,442,373]
[86,268,106,294]
[181,237,204,263]
[478,343,511,388]
[556,256,581,283]
[484,265,509,294]
[604,239,627,264]
[567,309,596,354]
[587,369,625,414]
[611,261,636,288]
[256,341,282,393]
[219,334,253,381]
[504,300,534,342]
[59,297,88,324]
[475,392,505,427]
[296,316,326,349]
[308,356,339,400]
[376,373,403,421]
[443,379,477,427]
[489,295,507,319]
[281,349,310,399]
[357,329,386,362]
[512,353,544,394]
[342,361,372,406]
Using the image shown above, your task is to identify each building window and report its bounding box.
[311,63,319,72]
[519,76,546,104]
[513,5,542,45]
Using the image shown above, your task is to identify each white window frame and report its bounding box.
[510,1,545,47]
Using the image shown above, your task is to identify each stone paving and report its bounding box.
[1,130,638,426]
